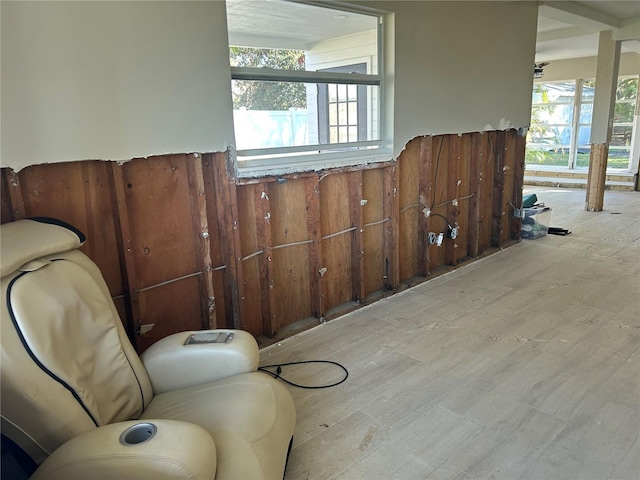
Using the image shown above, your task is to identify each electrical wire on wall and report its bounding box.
[398,135,487,239]
[430,135,445,209]
[428,212,453,229]
[420,136,476,230]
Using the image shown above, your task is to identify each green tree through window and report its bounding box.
[230,47,307,110]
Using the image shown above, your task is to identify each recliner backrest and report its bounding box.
[1,218,153,464]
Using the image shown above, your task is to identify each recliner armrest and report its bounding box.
[30,420,216,480]
[140,329,259,394]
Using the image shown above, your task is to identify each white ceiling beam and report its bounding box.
[539,1,620,30]
[614,21,640,41]
[536,25,593,42]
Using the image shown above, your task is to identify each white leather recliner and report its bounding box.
[1,217,296,479]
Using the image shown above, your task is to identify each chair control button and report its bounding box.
[184,332,235,345]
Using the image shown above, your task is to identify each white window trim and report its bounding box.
[236,148,395,179]
[231,68,382,86]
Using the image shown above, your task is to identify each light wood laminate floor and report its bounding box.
[261,186,640,480]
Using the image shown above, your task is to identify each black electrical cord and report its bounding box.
[427,137,456,230]
[429,212,451,228]
[258,360,349,389]
[430,136,445,209]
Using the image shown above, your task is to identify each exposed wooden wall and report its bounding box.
[1,130,525,351]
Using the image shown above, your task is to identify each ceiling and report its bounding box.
[537,1,640,62]
[226,0,376,50]
[226,0,640,61]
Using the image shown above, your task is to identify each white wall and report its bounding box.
[1,1,234,172]
[359,1,539,156]
[1,1,539,170]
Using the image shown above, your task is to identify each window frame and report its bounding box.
[228,3,391,177]
[317,63,369,145]
[526,80,576,169]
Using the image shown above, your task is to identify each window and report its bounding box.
[526,81,576,168]
[318,63,368,144]
[526,76,639,171]
[226,0,388,175]
[610,77,638,170]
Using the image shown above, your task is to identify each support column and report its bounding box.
[585,31,621,211]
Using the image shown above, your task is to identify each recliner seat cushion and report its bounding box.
[141,372,296,480]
